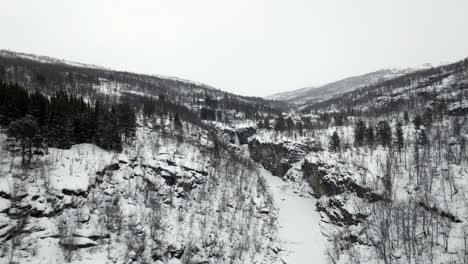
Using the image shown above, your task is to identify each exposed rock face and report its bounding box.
[222,127,257,145]
[235,127,256,145]
[301,154,384,227]
[222,128,236,144]
[316,197,367,226]
[249,138,319,177]
[418,202,462,223]
[302,155,383,202]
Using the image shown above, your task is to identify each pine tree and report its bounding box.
[263,118,270,129]
[413,114,423,129]
[297,122,303,136]
[330,131,341,152]
[396,122,404,152]
[366,126,375,147]
[274,116,286,132]
[354,120,366,147]
[0,65,5,80]
[452,117,461,137]
[257,120,264,129]
[403,111,410,124]
[422,109,433,128]
[286,117,295,131]
[7,115,41,165]
[115,103,136,142]
[377,121,392,148]
[418,128,429,146]
[173,113,182,129]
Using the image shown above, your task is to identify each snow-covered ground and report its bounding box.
[0,122,279,264]
[261,168,328,264]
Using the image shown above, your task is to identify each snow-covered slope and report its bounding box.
[0,50,284,122]
[267,68,414,105]
[0,50,108,70]
[0,120,278,264]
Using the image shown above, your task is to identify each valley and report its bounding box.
[0,50,467,264]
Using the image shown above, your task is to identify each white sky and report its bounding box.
[2,0,468,97]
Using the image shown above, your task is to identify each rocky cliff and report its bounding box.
[248,137,321,177]
[302,154,383,202]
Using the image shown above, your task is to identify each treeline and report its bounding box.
[0,82,136,153]
[198,94,282,122]
[257,112,351,137]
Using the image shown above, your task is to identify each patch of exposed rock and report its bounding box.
[235,126,256,145]
[316,197,368,226]
[220,126,257,145]
[248,137,322,177]
[302,154,383,202]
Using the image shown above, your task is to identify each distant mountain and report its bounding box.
[301,58,468,115]
[0,49,109,70]
[0,50,284,120]
[267,68,415,105]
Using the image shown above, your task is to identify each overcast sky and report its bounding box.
[2,0,468,97]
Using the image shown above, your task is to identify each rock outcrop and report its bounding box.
[249,137,321,177]
[221,126,257,145]
[235,126,256,145]
[302,154,383,202]
[316,197,368,226]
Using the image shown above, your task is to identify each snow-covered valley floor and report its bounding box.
[262,168,328,264]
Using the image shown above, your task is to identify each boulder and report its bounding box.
[104,163,120,171]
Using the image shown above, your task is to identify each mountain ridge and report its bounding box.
[267,68,415,105]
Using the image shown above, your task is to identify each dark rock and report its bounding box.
[60,237,98,249]
[418,202,462,223]
[316,197,367,226]
[235,126,256,145]
[222,128,236,144]
[104,163,120,171]
[87,234,110,240]
[96,163,121,177]
[302,156,383,202]
[166,160,176,166]
[62,189,88,198]
[0,191,10,199]
[160,170,179,186]
[248,138,312,177]
[168,244,184,259]
[181,166,208,176]
[228,143,241,152]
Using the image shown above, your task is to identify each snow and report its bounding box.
[261,168,328,264]
[47,143,116,193]
[0,197,10,212]
[0,49,108,70]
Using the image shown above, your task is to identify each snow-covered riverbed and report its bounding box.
[261,168,328,264]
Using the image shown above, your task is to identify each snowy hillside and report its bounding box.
[0,119,279,264]
[0,50,108,71]
[267,68,414,105]
[0,50,284,123]
[1,50,467,264]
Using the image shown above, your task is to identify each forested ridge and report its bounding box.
[0,82,136,154]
